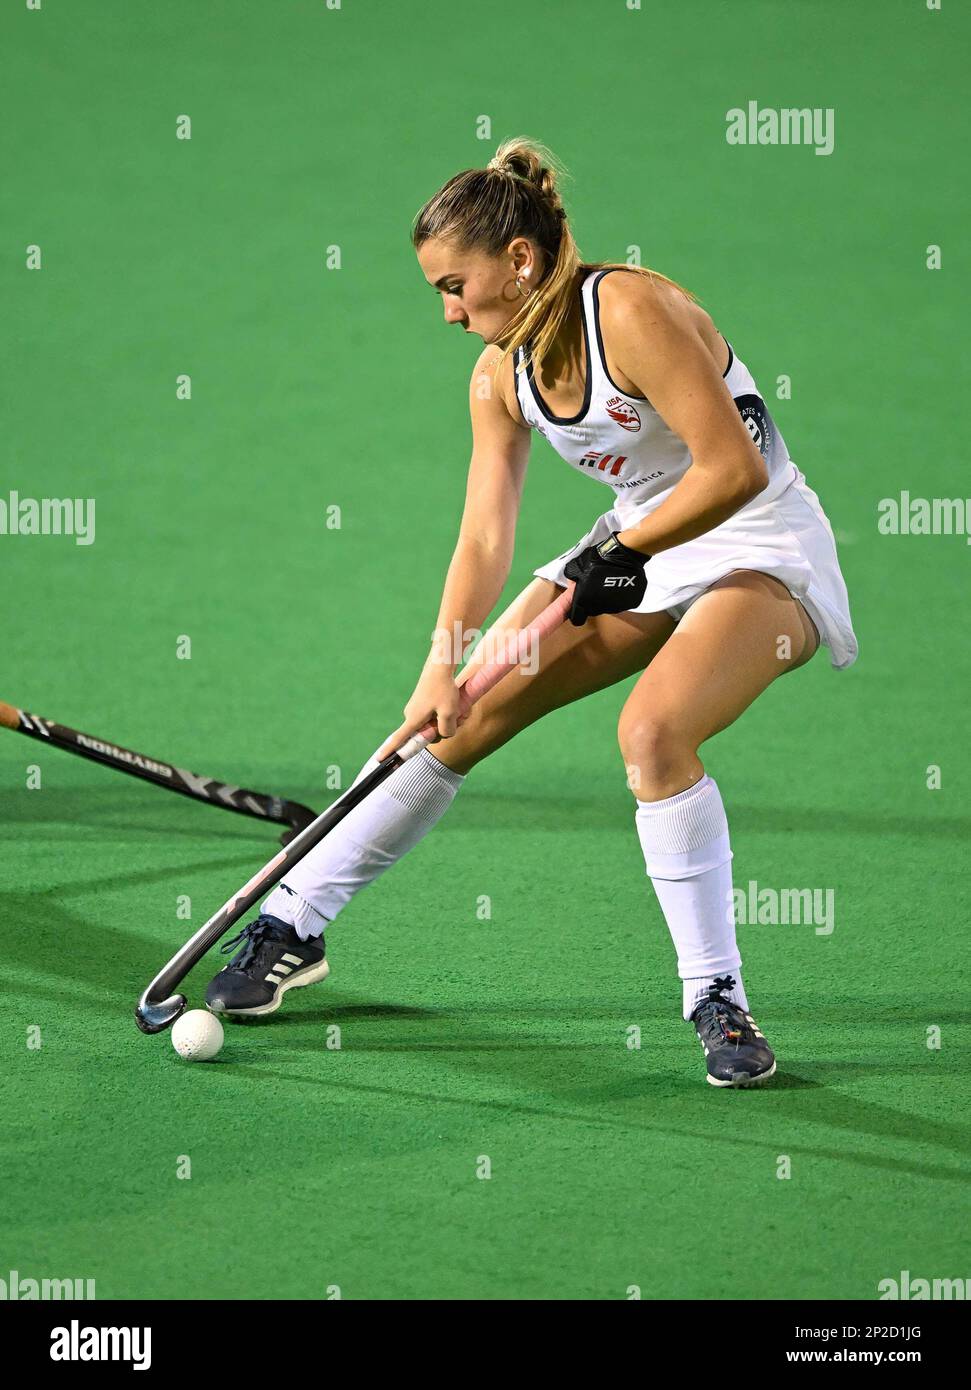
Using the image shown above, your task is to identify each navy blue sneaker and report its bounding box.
[205,915,329,1018]
[689,976,776,1088]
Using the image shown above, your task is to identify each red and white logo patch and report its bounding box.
[605,396,641,432]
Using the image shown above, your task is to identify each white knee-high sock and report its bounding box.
[633,774,748,1020]
[262,746,465,939]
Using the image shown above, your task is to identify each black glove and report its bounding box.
[563,532,650,627]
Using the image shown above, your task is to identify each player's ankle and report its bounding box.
[261,883,329,941]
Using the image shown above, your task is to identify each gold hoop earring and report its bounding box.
[515,277,530,299]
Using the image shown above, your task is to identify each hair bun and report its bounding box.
[488,139,571,242]
[487,153,528,180]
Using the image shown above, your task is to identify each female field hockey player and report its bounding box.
[206,139,858,1087]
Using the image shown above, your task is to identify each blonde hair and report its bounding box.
[411,137,696,377]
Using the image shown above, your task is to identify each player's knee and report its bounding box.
[617,709,692,787]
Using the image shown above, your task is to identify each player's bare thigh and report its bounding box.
[663,569,821,730]
[704,569,819,676]
[432,577,676,774]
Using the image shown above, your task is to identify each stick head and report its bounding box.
[135,990,187,1034]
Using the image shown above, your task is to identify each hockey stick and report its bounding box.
[135,584,575,1033]
[0,700,317,838]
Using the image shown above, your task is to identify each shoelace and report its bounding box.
[695,995,758,1049]
[219,918,280,970]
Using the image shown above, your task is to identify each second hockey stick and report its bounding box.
[0,700,317,837]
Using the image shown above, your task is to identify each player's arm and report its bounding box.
[427,346,532,672]
[600,275,768,556]
[377,349,531,757]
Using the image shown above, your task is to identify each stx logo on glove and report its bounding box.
[563,531,650,626]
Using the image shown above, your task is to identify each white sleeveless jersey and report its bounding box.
[512,268,796,528]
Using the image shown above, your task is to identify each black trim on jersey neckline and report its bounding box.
[722,338,734,377]
[592,268,649,401]
[522,274,593,426]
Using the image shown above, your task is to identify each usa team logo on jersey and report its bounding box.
[605,396,641,432]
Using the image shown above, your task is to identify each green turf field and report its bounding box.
[2,0,969,1301]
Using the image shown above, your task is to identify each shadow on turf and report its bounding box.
[202,1058,971,1186]
[216,1000,971,1106]
[443,791,971,840]
[248,996,971,1030]
[8,833,970,1189]
[225,1002,438,1025]
[0,787,285,843]
[3,852,267,1007]
[9,785,966,850]
[209,996,971,1166]
[11,906,969,1188]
